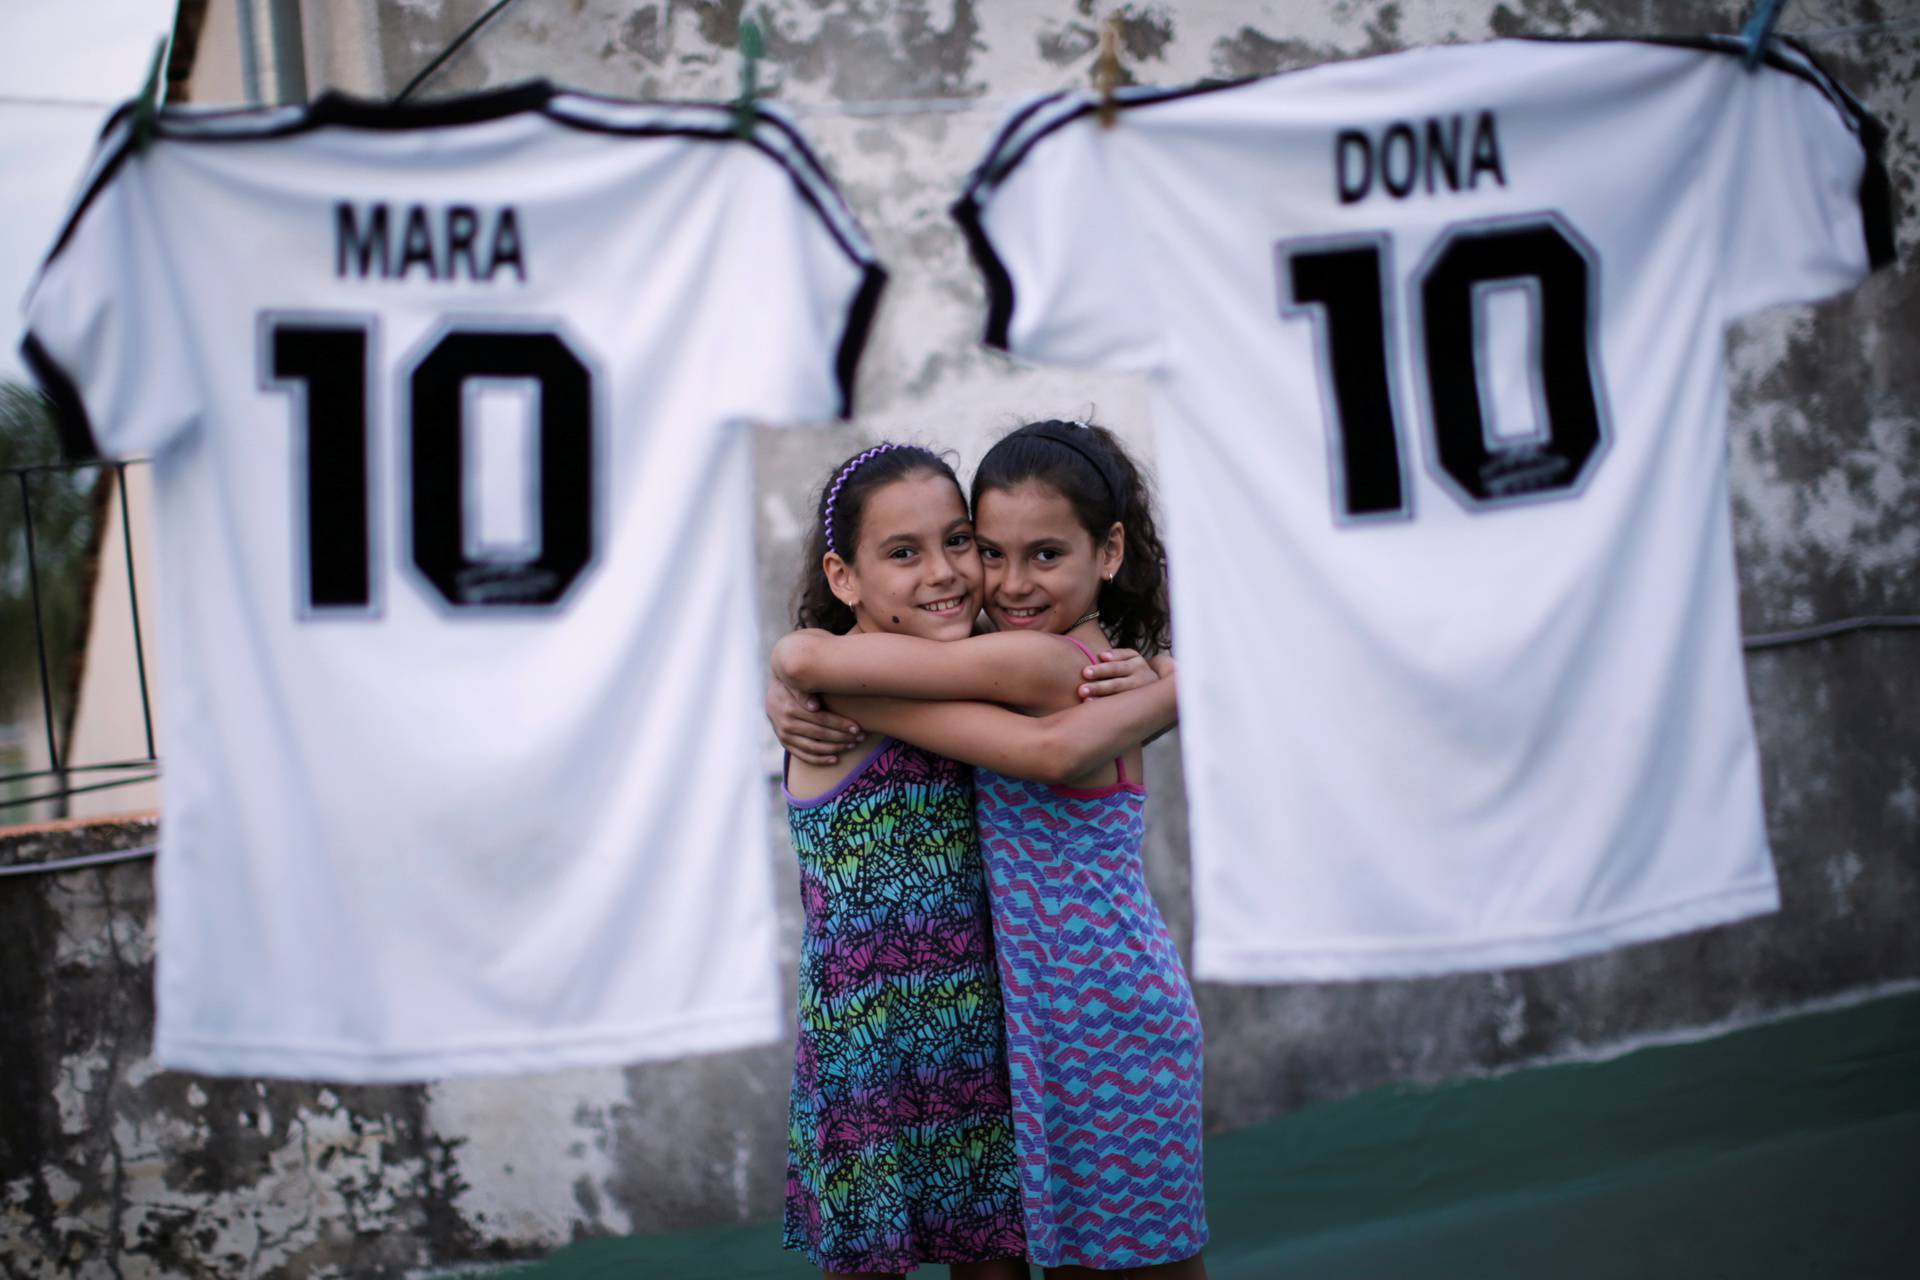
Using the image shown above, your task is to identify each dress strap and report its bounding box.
[1057,632,1100,665]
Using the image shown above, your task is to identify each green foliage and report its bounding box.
[0,381,103,731]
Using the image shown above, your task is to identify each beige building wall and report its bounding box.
[186,0,246,103]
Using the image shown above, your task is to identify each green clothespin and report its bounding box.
[734,16,764,139]
[129,36,168,151]
[1740,0,1788,70]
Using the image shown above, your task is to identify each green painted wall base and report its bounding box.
[478,989,1920,1278]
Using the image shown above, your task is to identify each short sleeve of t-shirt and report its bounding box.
[710,105,885,425]
[953,93,1164,372]
[23,116,202,460]
[1712,41,1895,319]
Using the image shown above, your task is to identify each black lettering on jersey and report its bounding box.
[446,206,481,280]
[267,318,375,611]
[410,330,591,607]
[1278,212,1609,525]
[1335,131,1371,204]
[1469,111,1506,190]
[491,208,527,283]
[333,202,528,283]
[1419,217,1602,507]
[1425,116,1461,193]
[1334,113,1506,203]
[399,206,437,279]
[1381,123,1417,198]
[336,203,390,278]
[262,314,600,618]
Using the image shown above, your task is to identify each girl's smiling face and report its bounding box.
[975,480,1122,635]
[828,470,983,641]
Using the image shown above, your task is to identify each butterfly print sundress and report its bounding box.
[783,737,1025,1273]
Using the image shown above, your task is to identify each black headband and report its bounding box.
[1029,426,1117,513]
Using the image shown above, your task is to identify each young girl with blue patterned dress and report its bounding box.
[774,423,1208,1279]
[781,442,1182,1280]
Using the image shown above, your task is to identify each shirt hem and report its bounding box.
[1194,878,1781,982]
[155,1003,783,1081]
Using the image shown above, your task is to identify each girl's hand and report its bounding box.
[1076,648,1158,700]
[766,677,863,766]
[1148,653,1177,680]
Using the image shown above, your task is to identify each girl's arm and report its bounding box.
[824,673,1177,786]
[765,650,1163,766]
[773,628,1142,713]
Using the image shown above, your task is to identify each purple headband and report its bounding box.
[824,442,909,556]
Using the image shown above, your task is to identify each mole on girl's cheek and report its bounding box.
[891,616,901,624]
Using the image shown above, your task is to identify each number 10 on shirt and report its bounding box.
[262,313,600,616]
[1278,212,1612,524]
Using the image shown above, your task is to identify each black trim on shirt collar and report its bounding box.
[36,83,570,274]
[307,80,558,128]
[949,32,1897,354]
[253,86,886,285]
[35,81,888,346]
[962,33,1888,199]
[34,82,889,430]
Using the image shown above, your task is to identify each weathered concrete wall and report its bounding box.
[2,1,1915,1276]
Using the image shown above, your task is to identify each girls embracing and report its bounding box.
[772,422,1208,1279]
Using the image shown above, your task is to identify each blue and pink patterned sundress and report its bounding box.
[783,737,1026,1274]
[974,637,1208,1269]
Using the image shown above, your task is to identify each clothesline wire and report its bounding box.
[0,95,119,110]
[392,0,520,104]
[2,15,1913,119]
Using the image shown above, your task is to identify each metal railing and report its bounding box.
[1,458,158,824]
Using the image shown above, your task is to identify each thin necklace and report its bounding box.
[1068,609,1102,632]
